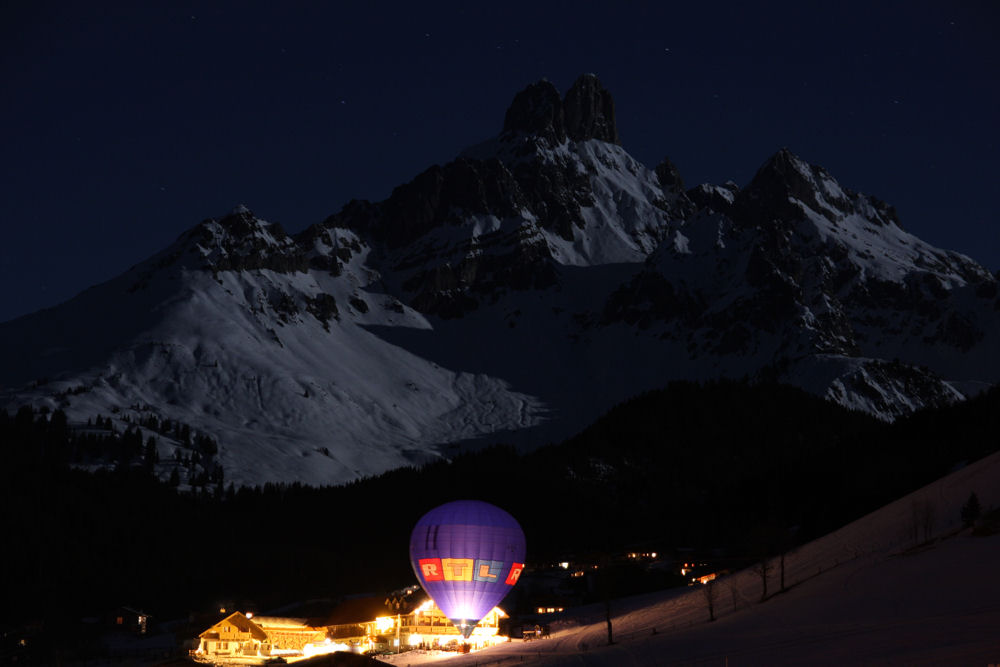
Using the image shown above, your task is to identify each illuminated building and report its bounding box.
[194,598,508,661]
[196,612,325,658]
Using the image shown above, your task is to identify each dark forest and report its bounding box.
[3,380,998,642]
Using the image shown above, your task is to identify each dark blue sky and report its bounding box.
[2,1,997,323]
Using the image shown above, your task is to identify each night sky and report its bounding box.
[2,1,997,323]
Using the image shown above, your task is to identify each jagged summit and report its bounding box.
[734,148,900,229]
[502,79,565,144]
[188,207,304,273]
[501,74,620,145]
[563,74,619,144]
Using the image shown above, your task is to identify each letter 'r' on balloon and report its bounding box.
[419,558,444,581]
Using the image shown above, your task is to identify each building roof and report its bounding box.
[251,616,315,630]
[199,612,268,641]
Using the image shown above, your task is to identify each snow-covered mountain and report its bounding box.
[2,75,998,487]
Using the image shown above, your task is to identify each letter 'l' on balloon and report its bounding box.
[409,500,526,638]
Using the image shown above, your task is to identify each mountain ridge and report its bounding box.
[2,74,997,487]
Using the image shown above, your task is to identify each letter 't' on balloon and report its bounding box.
[409,500,526,638]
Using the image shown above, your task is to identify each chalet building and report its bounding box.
[252,616,326,652]
[108,606,150,635]
[349,598,507,653]
[197,612,268,657]
[195,596,508,660]
[196,612,324,658]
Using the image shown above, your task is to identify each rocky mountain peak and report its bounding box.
[213,205,288,241]
[748,148,821,203]
[563,74,619,144]
[501,74,620,145]
[733,148,854,227]
[502,79,566,144]
[730,148,908,234]
[192,207,304,273]
[655,157,685,193]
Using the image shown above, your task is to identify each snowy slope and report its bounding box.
[386,449,1000,666]
[0,208,542,488]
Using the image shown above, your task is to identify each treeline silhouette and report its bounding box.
[3,380,998,632]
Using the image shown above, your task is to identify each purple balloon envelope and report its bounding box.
[409,500,527,638]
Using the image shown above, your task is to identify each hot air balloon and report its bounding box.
[409,500,526,638]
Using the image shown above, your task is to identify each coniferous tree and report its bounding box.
[961,492,981,526]
[144,436,158,471]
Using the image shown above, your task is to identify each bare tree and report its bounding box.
[919,501,935,542]
[702,578,718,622]
[604,598,614,645]
[753,557,771,602]
[594,554,616,646]
[908,498,936,546]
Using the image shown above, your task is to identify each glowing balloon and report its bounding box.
[409,500,526,638]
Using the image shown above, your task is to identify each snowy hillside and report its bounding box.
[0,208,543,488]
[2,75,998,487]
[384,448,1000,666]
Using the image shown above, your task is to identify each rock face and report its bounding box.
[338,75,665,318]
[503,80,566,144]
[603,148,996,417]
[733,148,900,229]
[502,74,620,145]
[192,205,308,273]
[563,74,620,144]
[1,75,997,487]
